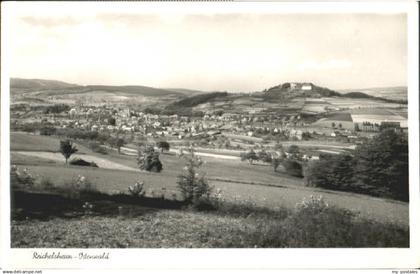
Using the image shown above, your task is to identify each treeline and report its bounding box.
[342,92,407,104]
[240,145,304,178]
[143,107,205,117]
[144,92,229,117]
[239,130,408,202]
[306,129,408,201]
[167,92,228,108]
[11,104,71,114]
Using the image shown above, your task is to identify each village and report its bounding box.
[10,88,408,164]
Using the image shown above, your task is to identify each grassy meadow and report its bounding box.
[10,132,410,247]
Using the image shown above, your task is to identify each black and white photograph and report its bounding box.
[1,1,419,272]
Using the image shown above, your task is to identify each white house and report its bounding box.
[301,84,312,91]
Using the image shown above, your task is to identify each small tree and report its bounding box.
[157,141,170,153]
[283,159,303,178]
[240,149,259,165]
[108,117,116,126]
[272,145,286,172]
[115,138,126,154]
[60,139,78,164]
[258,150,272,163]
[287,145,301,160]
[272,157,282,172]
[176,150,213,206]
[137,145,163,172]
[274,143,283,150]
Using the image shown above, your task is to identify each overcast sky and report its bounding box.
[8,6,407,92]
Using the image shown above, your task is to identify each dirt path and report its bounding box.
[120,146,241,160]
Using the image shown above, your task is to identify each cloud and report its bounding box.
[20,16,83,28]
[95,13,160,26]
[298,59,352,71]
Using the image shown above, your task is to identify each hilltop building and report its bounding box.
[282,82,313,92]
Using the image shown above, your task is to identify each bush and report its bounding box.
[62,175,98,199]
[88,141,108,154]
[245,195,408,248]
[258,150,272,163]
[128,181,146,197]
[69,158,98,168]
[287,145,301,160]
[11,165,35,187]
[39,176,55,190]
[240,149,258,165]
[282,159,303,177]
[157,141,170,153]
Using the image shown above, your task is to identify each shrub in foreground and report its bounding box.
[282,159,303,178]
[176,150,213,209]
[244,195,409,248]
[61,175,99,199]
[128,181,146,197]
[11,165,35,187]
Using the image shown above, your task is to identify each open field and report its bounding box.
[11,164,407,226]
[10,132,409,226]
[11,207,408,248]
[11,132,90,153]
[323,97,403,109]
[13,151,138,171]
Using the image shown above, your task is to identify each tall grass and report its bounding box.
[11,167,409,248]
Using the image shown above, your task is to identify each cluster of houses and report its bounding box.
[11,101,407,149]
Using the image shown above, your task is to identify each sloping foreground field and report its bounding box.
[11,208,408,248]
[11,162,408,226]
[10,133,409,226]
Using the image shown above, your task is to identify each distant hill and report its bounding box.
[165,88,205,96]
[86,85,183,97]
[341,91,373,99]
[263,82,406,104]
[264,82,342,98]
[166,92,228,109]
[10,78,80,90]
[339,86,407,101]
[10,78,185,97]
[164,82,407,116]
